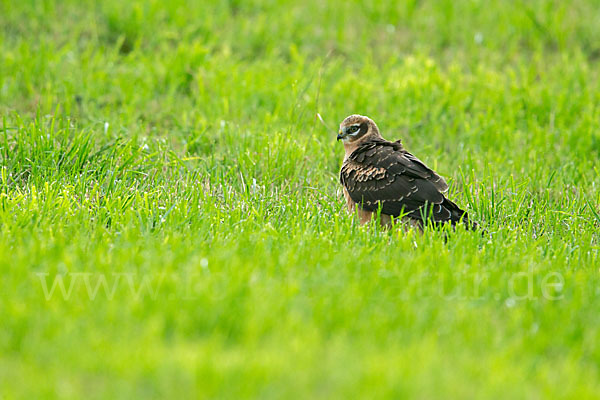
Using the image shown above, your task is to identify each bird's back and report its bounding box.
[340,138,473,227]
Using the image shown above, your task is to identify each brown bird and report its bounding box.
[337,114,474,229]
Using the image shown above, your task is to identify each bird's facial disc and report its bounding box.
[337,123,365,142]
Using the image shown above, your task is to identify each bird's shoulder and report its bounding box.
[346,138,402,160]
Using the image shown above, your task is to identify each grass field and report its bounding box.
[2,0,600,398]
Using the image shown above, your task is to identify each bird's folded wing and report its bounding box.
[340,142,451,219]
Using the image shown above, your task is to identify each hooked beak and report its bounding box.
[337,129,345,141]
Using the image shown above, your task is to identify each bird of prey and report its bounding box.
[337,114,475,229]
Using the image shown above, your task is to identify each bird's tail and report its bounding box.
[443,198,480,231]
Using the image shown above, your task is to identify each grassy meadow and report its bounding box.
[1,0,600,398]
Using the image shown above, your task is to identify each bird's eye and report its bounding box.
[349,125,360,133]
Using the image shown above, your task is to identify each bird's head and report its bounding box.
[337,114,381,143]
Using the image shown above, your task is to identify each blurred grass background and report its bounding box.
[1,0,600,398]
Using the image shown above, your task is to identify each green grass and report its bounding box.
[1,0,600,398]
